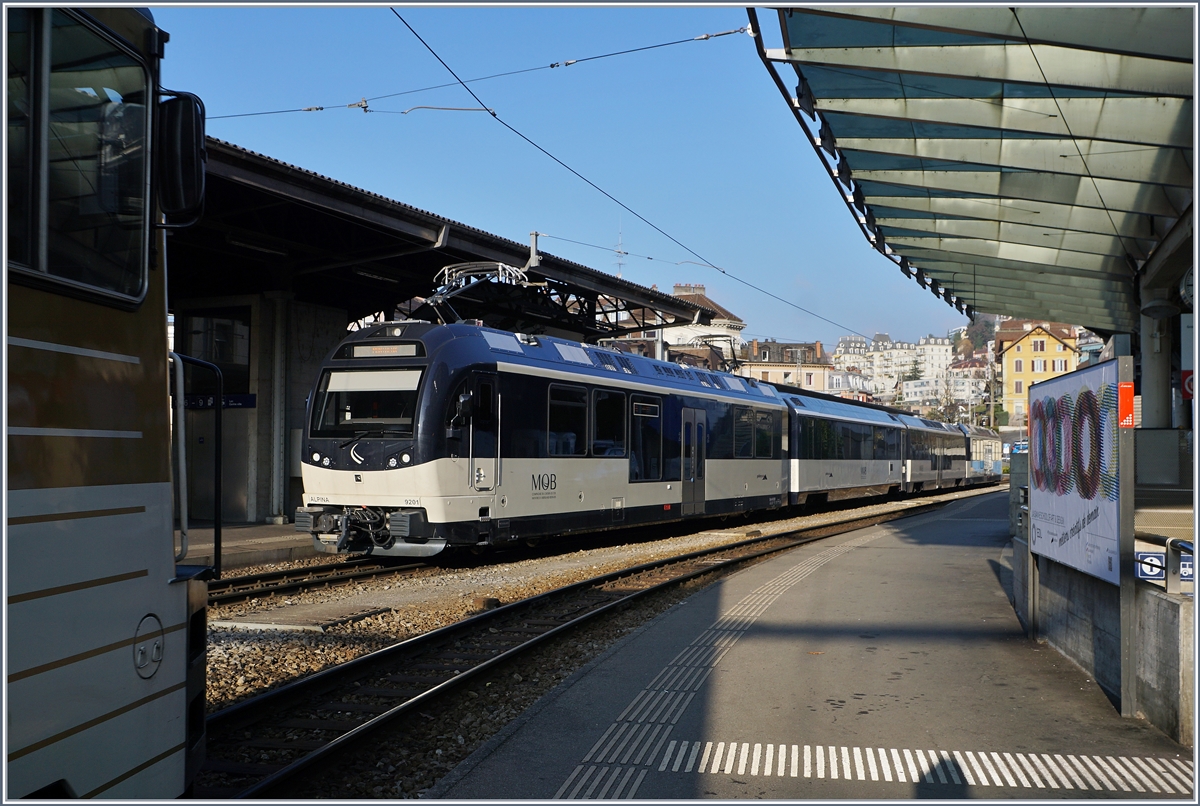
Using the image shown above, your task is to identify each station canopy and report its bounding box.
[167,139,712,342]
[753,6,1194,334]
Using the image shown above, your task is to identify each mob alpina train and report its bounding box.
[295,321,1001,557]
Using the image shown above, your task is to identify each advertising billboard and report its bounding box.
[1028,360,1122,584]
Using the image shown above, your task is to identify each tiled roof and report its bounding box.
[671,292,743,323]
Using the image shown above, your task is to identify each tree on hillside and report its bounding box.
[964,314,996,352]
[902,359,922,381]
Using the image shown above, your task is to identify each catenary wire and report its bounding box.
[390,9,873,341]
[208,24,746,120]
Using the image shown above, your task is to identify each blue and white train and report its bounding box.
[295,322,1002,557]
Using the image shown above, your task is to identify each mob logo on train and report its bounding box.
[532,473,557,491]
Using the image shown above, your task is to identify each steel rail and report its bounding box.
[206,559,425,605]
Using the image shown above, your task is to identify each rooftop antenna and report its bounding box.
[614,215,625,279]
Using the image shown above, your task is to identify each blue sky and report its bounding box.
[153,4,968,348]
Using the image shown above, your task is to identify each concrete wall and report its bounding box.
[1036,557,1123,699]
[176,293,348,524]
[286,300,349,517]
[1012,536,1030,632]
[1136,584,1194,747]
[1013,549,1195,746]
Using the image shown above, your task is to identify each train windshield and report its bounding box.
[310,369,421,438]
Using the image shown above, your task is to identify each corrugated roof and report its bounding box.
[207,138,720,322]
[751,6,1193,335]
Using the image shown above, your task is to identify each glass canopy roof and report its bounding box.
[754,6,1194,334]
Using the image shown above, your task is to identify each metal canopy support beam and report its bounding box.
[850,169,1186,217]
[915,264,1134,300]
[797,7,1194,61]
[816,96,1193,148]
[865,196,1157,239]
[894,245,1133,283]
[886,235,1130,274]
[838,137,1191,187]
[878,217,1148,259]
[767,44,1193,97]
[952,295,1138,333]
[1139,204,1195,291]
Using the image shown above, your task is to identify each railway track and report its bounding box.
[195,499,949,798]
[207,558,425,606]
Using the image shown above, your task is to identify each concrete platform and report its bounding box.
[176,522,316,571]
[435,492,1194,800]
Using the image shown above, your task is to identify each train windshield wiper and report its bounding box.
[339,428,404,449]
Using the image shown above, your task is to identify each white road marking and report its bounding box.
[992,751,1020,787]
[659,741,677,773]
[684,742,700,773]
[879,748,893,782]
[1013,753,1043,788]
[903,748,919,783]
[606,738,1192,798]
[941,750,961,785]
[952,751,976,786]
[709,742,724,774]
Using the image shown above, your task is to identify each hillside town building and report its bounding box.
[994,320,1081,425]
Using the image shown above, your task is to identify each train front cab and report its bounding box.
[296,326,791,554]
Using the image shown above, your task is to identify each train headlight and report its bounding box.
[321,456,331,467]
[387,456,398,468]
[312,452,321,462]
[401,452,412,464]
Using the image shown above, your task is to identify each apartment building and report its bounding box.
[995,320,1080,424]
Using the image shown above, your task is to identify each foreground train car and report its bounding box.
[296,322,1000,558]
[7,8,206,798]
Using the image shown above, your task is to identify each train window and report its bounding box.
[733,407,754,458]
[799,416,836,461]
[592,390,625,457]
[629,394,661,481]
[179,307,252,395]
[754,410,779,459]
[476,381,494,422]
[547,385,587,456]
[8,10,152,302]
[310,369,421,438]
[8,9,32,266]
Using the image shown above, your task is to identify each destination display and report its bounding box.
[1028,361,1121,584]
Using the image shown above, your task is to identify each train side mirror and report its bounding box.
[446,392,473,439]
[456,392,473,422]
[156,91,206,225]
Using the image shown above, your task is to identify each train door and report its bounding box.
[470,373,499,491]
[682,408,706,515]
